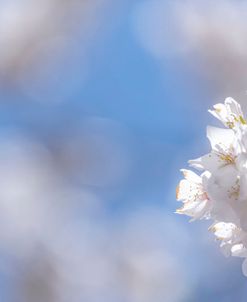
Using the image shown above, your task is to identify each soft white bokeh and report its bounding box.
[133,0,247,102]
[0,0,114,103]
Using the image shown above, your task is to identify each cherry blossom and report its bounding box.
[176,97,247,276]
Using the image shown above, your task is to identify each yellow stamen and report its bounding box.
[226,121,234,129]
[215,107,221,113]
[219,153,235,164]
[239,115,247,125]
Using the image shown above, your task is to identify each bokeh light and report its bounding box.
[0,0,246,301]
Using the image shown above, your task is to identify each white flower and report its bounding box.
[176,169,211,220]
[176,97,247,276]
[208,97,246,130]
[209,222,240,241]
[189,126,238,173]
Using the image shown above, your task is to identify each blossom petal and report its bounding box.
[210,222,238,240]
[180,169,201,183]
[206,126,234,151]
[231,244,247,258]
[189,153,222,172]
[176,199,208,220]
[225,97,243,117]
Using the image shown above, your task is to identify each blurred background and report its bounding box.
[0,0,247,301]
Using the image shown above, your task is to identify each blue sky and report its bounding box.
[1,1,247,300]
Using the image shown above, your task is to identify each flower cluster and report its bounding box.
[176,97,247,276]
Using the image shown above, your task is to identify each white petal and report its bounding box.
[208,103,227,121]
[225,97,243,117]
[189,152,225,173]
[239,173,247,201]
[180,169,201,183]
[188,156,205,170]
[231,244,247,258]
[208,98,246,129]
[176,171,202,201]
[239,128,247,152]
[206,126,234,151]
[177,199,208,220]
[210,222,237,240]
[201,171,211,188]
[176,179,191,201]
[211,202,238,223]
[203,164,239,205]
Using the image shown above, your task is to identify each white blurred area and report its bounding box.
[57,117,132,187]
[133,0,247,105]
[0,0,114,102]
[0,126,194,302]
[1,1,244,301]
[0,0,197,302]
